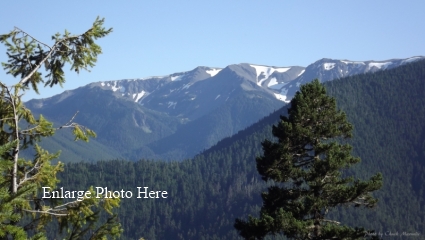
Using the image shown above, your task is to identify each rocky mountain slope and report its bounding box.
[25,56,424,161]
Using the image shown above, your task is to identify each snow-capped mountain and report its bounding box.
[275,56,425,100]
[90,56,424,111]
[87,64,303,121]
[25,56,424,161]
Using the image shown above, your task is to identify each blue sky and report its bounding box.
[1,1,424,101]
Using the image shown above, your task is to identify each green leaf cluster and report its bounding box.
[0,17,121,239]
[0,17,112,93]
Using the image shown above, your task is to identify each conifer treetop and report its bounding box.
[235,79,383,240]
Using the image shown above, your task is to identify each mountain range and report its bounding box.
[55,58,425,239]
[24,56,424,161]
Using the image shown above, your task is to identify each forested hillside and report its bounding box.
[56,59,425,239]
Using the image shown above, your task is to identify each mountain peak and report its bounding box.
[31,56,425,111]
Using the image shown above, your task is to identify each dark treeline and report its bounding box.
[55,60,425,239]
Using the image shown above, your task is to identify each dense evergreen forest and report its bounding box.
[55,60,425,239]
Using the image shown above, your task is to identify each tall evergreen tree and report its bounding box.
[0,17,122,239]
[235,79,383,239]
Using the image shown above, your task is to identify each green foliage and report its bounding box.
[234,80,383,239]
[0,17,112,92]
[0,17,122,239]
[0,140,33,240]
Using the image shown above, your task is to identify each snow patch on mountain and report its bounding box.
[101,82,105,86]
[250,65,291,87]
[143,76,164,80]
[402,56,422,64]
[182,83,192,90]
[297,69,305,76]
[268,78,289,90]
[171,74,184,81]
[251,65,272,86]
[274,67,291,73]
[133,91,146,102]
[341,60,365,65]
[323,63,335,70]
[273,93,285,101]
[257,78,268,87]
[369,62,392,69]
[111,81,119,92]
[268,77,278,87]
[273,93,289,103]
[272,86,291,103]
[206,69,222,77]
[167,101,177,109]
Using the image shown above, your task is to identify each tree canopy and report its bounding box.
[235,79,383,239]
[0,17,122,239]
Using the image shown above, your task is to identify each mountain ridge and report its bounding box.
[24,56,425,161]
[78,56,425,104]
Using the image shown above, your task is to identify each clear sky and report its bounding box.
[1,1,424,101]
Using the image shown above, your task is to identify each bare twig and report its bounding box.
[322,219,340,225]
[52,199,81,210]
[17,159,41,187]
[321,175,331,183]
[0,117,15,122]
[22,198,85,217]
[20,110,80,135]
[63,111,79,127]
[22,209,68,217]
[14,27,52,50]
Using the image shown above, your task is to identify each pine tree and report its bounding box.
[0,17,122,239]
[234,79,383,239]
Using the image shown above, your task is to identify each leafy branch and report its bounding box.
[0,17,122,239]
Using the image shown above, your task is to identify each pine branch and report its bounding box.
[20,111,91,139]
[22,198,84,217]
[18,38,63,86]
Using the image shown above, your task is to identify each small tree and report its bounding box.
[0,17,122,239]
[235,79,383,239]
